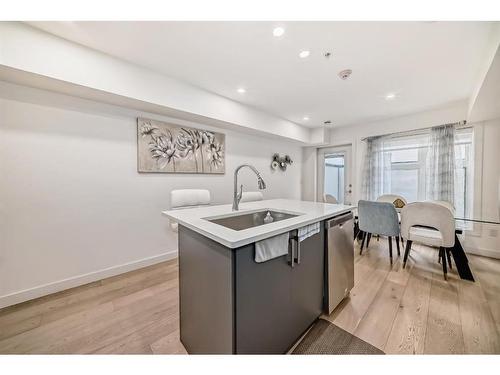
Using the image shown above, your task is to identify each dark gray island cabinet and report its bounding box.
[178,223,325,354]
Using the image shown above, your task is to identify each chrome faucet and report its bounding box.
[233,164,267,211]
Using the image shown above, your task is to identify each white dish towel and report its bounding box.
[255,232,290,263]
[298,222,320,242]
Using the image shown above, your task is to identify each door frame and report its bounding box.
[316,144,353,204]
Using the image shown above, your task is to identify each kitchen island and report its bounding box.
[163,199,354,354]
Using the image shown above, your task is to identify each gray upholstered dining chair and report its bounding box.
[358,200,401,263]
[401,201,456,280]
[376,194,407,245]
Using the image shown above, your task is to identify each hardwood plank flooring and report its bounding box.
[384,265,432,354]
[353,277,406,349]
[424,272,465,353]
[0,239,499,354]
[457,276,500,353]
[468,256,500,329]
[327,238,500,354]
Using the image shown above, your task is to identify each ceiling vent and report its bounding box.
[338,69,352,80]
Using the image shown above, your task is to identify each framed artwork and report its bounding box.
[137,117,225,174]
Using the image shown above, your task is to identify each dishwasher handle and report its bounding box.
[288,235,295,268]
[292,236,300,265]
[288,232,300,267]
[326,212,354,229]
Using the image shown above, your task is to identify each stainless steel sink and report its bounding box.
[204,209,302,231]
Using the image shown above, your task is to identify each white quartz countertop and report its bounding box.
[162,199,354,249]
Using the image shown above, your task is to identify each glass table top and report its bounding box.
[454,218,500,225]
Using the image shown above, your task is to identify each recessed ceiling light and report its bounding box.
[385,93,396,100]
[303,116,309,121]
[299,50,310,58]
[273,27,285,37]
[237,88,246,94]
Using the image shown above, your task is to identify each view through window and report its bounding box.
[380,128,473,218]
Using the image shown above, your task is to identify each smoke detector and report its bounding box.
[338,69,352,80]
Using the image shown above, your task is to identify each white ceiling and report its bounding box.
[28,21,495,128]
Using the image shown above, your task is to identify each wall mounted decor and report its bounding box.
[271,153,293,171]
[137,118,225,174]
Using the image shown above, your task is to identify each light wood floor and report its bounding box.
[326,239,500,354]
[1,239,499,354]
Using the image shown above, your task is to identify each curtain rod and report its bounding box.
[360,120,467,142]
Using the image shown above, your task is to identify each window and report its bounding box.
[324,155,345,202]
[376,128,473,217]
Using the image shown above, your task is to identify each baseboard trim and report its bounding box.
[465,246,500,259]
[0,250,178,309]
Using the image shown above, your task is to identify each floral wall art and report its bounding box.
[137,118,225,174]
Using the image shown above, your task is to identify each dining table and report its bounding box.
[452,218,500,281]
[354,213,500,282]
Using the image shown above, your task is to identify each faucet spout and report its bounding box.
[233,164,267,211]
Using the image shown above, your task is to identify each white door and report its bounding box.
[317,145,353,205]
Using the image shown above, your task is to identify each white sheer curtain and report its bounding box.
[362,123,458,205]
[361,136,391,201]
[426,124,456,205]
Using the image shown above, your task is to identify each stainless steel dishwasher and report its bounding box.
[325,211,354,314]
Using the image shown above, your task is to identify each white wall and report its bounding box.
[464,119,500,258]
[0,82,302,308]
[468,23,500,119]
[465,36,500,256]
[475,120,500,222]
[300,147,317,202]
